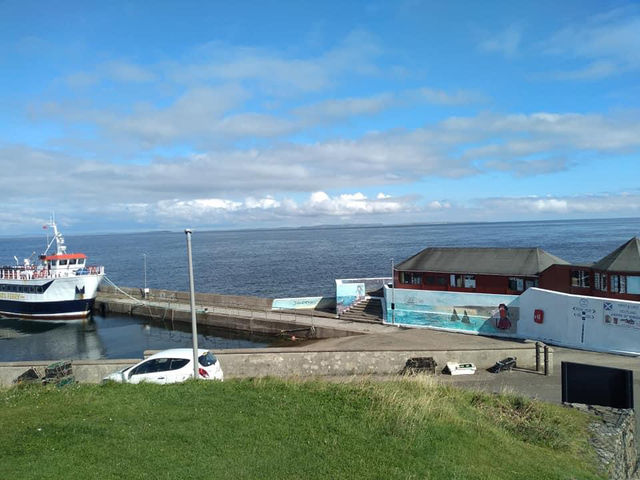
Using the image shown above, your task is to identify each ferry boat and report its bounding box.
[0,221,104,321]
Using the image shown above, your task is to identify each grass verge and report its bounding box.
[1,376,603,479]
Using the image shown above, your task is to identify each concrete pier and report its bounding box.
[96,285,394,339]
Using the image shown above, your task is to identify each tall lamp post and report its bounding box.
[391,259,396,324]
[185,229,199,379]
[143,253,148,298]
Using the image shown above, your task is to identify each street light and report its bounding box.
[185,229,199,379]
[391,258,396,325]
[143,253,148,298]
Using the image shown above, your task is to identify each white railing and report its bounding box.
[0,265,104,280]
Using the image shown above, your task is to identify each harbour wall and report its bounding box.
[96,286,351,339]
[0,342,537,387]
[99,285,274,310]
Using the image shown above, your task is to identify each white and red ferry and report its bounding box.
[0,221,104,321]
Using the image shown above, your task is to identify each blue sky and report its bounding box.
[1,0,639,234]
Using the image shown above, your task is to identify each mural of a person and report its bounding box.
[496,303,511,330]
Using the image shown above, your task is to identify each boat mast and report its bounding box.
[43,218,67,256]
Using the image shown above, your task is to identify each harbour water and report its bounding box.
[0,314,273,362]
[1,218,639,361]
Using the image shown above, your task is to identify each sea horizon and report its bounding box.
[3,215,640,239]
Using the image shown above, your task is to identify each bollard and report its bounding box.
[535,342,542,373]
[543,345,553,376]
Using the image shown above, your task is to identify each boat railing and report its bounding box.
[0,265,104,280]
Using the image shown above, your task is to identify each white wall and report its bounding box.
[518,288,640,355]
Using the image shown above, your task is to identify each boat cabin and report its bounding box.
[40,253,88,274]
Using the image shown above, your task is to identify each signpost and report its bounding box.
[572,305,596,344]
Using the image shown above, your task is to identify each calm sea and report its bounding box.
[1,218,639,361]
[4,218,639,298]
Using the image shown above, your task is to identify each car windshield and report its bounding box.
[198,352,217,366]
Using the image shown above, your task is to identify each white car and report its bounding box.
[104,348,223,384]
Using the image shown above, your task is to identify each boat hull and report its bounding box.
[0,298,96,320]
[0,274,103,321]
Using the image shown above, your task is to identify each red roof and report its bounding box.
[44,253,87,261]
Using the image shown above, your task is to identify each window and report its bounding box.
[525,279,537,290]
[571,270,590,288]
[450,274,462,288]
[611,275,619,293]
[463,275,476,289]
[77,258,85,265]
[594,273,601,290]
[50,260,57,266]
[610,275,626,294]
[600,274,607,292]
[198,352,218,367]
[509,277,524,291]
[400,272,422,285]
[131,360,154,376]
[69,259,77,265]
[131,358,173,375]
[170,358,190,370]
[153,358,172,372]
[627,276,640,294]
[59,259,68,266]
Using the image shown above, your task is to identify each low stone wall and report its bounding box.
[210,345,536,378]
[0,359,139,387]
[571,405,639,480]
[0,343,535,387]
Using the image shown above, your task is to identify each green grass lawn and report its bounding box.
[1,377,603,479]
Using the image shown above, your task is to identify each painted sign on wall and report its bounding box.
[272,297,323,310]
[603,301,640,330]
[519,288,640,355]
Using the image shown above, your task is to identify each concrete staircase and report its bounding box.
[339,297,383,324]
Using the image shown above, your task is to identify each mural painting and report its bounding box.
[335,277,389,315]
[384,285,519,336]
[272,297,323,310]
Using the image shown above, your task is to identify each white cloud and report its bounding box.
[64,60,156,88]
[169,30,383,95]
[427,201,451,210]
[477,193,640,215]
[245,196,280,209]
[111,191,416,227]
[101,61,156,83]
[415,87,486,106]
[293,94,395,122]
[304,191,407,215]
[541,7,640,79]
[479,24,523,58]
[4,110,640,213]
